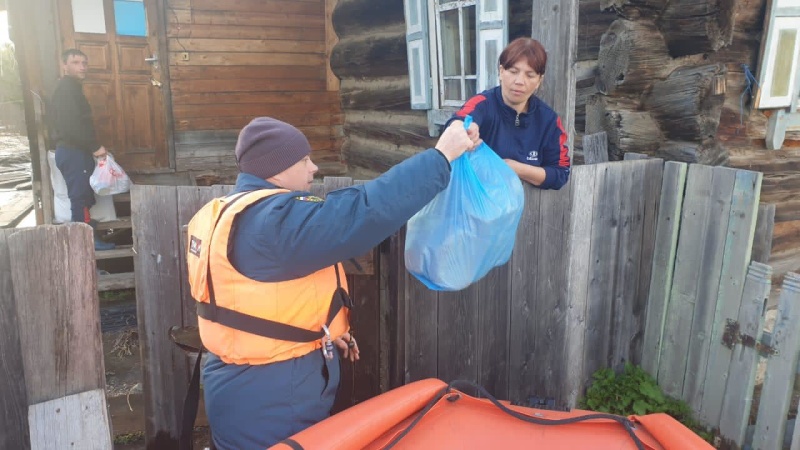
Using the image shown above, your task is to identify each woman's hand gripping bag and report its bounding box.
[405,116,525,291]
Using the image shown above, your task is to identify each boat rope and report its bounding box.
[383,380,646,450]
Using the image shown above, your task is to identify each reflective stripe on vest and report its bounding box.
[186,189,350,365]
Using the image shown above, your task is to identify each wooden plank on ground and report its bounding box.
[659,163,715,398]
[0,229,30,449]
[582,131,608,164]
[584,163,621,386]
[719,262,772,448]
[534,182,573,407]
[27,388,112,450]
[476,263,512,399]
[642,161,687,377]
[752,203,776,264]
[683,167,737,412]
[132,185,186,448]
[0,191,33,228]
[699,169,762,426]
[752,272,800,450]
[509,187,542,405]
[565,165,596,407]
[632,159,664,365]
[8,224,105,405]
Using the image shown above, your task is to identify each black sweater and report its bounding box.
[50,76,100,154]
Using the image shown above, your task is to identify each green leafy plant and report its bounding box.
[579,363,712,442]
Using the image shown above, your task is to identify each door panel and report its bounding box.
[57,0,170,171]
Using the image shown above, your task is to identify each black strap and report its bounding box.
[197,302,338,342]
[178,347,204,450]
[384,380,646,450]
[278,438,305,450]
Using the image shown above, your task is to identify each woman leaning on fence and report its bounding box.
[448,37,571,190]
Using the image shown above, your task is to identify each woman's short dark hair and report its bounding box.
[498,38,547,75]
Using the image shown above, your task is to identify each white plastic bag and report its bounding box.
[90,153,131,196]
[48,151,118,223]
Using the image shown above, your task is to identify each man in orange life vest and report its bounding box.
[187,116,479,449]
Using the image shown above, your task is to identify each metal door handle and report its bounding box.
[145,55,158,63]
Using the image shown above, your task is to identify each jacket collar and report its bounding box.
[491,86,540,127]
[233,173,280,194]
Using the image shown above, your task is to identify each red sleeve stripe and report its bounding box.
[556,117,570,168]
[455,95,487,118]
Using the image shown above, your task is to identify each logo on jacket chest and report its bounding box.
[526,151,539,161]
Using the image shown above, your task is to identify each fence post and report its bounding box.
[752,272,800,450]
[718,261,772,448]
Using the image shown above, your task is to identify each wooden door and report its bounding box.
[56,0,170,171]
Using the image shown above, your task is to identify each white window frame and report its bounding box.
[434,0,478,108]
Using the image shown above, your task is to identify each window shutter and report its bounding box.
[404,0,432,109]
[476,0,508,93]
[755,0,800,109]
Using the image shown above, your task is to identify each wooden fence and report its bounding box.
[0,224,112,449]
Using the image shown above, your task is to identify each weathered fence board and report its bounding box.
[699,169,762,425]
[404,272,439,382]
[583,131,609,164]
[509,187,542,404]
[437,282,479,389]
[642,161,687,377]
[719,262,772,448]
[752,203,776,264]
[752,272,800,450]
[683,167,737,412]
[28,388,112,450]
[8,224,105,405]
[0,229,30,450]
[659,164,715,398]
[476,263,512,399]
[565,164,597,406]
[132,185,187,449]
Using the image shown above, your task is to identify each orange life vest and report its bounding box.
[186,189,351,365]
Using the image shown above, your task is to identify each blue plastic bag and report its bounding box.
[405,116,525,291]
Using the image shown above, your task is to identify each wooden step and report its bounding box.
[98,272,135,292]
[112,192,131,203]
[95,216,131,231]
[95,244,135,260]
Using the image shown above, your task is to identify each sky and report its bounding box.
[0,12,10,44]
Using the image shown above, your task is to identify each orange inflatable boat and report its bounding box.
[271,379,713,450]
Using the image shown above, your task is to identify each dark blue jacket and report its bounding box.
[449,86,570,190]
[203,147,452,450]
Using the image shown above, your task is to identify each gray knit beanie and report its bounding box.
[235,117,312,180]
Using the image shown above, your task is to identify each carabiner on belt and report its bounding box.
[321,324,335,360]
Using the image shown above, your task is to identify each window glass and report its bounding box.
[440,8,461,77]
[71,0,106,34]
[771,28,797,98]
[114,0,147,37]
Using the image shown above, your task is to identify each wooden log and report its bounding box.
[0,230,30,450]
[578,0,618,61]
[330,27,408,80]
[586,94,663,160]
[339,77,411,111]
[343,134,425,174]
[27,389,112,450]
[656,0,737,57]
[718,262,772,448]
[655,140,729,165]
[583,131,609,164]
[596,19,673,96]
[641,162,688,378]
[643,64,726,142]
[752,273,800,450]
[343,111,435,150]
[332,0,405,38]
[8,224,105,405]
[131,186,186,449]
[752,204,776,264]
[698,169,762,425]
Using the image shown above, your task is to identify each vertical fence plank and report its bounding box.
[132,185,186,448]
[631,159,664,365]
[683,167,737,412]
[719,262,772,448]
[387,229,407,389]
[404,274,439,382]
[476,263,512,399]
[641,161,687,377]
[0,229,30,450]
[437,284,478,389]
[700,169,762,425]
[347,272,382,404]
[584,164,621,383]
[565,165,597,406]
[534,183,573,407]
[9,224,105,404]
[752,203,776,264]
[28,388,112,450]
[509,187,542,405]
[752,272,800,450]
[583,131,609,164]
[659,164,715,397]
[610,161,646,372]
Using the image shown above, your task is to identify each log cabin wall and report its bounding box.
[165,0,345,183]
[576,0,800,279]
[330,0,534,178]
